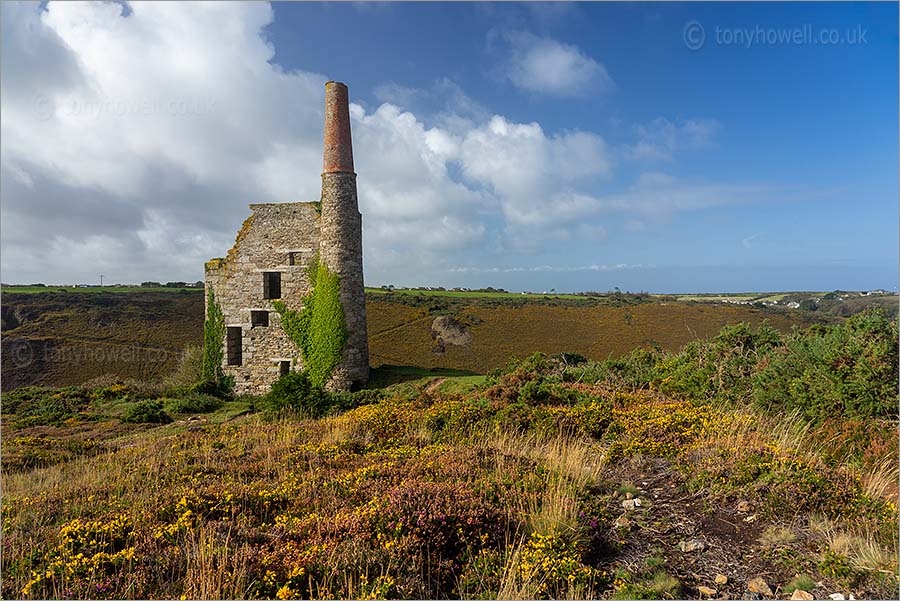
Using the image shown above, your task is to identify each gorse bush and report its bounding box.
[566,310,897,424]
[262,371,332,417]
[122,400,171,424]
[1,386,93,428]
[653,321,782,403]
[752,311,899,422]
[564,347,663,389]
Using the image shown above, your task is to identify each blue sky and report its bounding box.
[2,2,897,292]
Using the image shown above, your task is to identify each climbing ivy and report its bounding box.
[273,255,347,387]
[202,288,226,383]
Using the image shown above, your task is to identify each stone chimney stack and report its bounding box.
[319,81,369,389]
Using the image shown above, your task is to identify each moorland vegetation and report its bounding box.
[1,310,897,599]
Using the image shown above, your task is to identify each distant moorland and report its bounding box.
[2,286,895,390]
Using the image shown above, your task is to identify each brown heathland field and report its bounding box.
[1,291,817,388]
[367,301,816,373]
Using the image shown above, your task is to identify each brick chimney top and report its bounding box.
[322,81,354,174]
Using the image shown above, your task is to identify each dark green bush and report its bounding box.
[122,400,171,424]
[752,310,898,422]
[561,310,897,424]
[564,347,662,388]
[263,371,332,417]
[162,393,224,415]
[1,386,93,427]
[518,378,586,406]
[654,322,782,402]
[188,376,234,400]
[329,388,386,413]
[551,352,588,366]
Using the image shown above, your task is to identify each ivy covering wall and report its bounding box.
[273,256,347,387]
[202,288,225,383]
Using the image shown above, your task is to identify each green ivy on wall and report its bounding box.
[202,288,225,383]
[273,255,347,387]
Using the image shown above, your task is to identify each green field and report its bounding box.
[365,287,591,300]
[1,285,202,294]
[672,292,812,302]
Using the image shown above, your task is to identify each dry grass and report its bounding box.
[183,524,254,599]
[861,454,900,501]
[476,428,605,537]
[825,528,898,575]
[759,524,798,548]
[765,409,813,454]
[496,537,540,600]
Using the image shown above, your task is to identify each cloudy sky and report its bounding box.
[2,1,896,292]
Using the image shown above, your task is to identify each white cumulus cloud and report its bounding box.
[496,30,614,97]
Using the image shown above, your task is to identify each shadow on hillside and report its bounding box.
[366,364,479,389]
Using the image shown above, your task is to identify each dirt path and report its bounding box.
[593,456,835,599]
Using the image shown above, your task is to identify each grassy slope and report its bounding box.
[1,369,896,600]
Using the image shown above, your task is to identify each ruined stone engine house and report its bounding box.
[204,82,368,394]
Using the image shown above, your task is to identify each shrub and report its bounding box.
[753,310,898,422]
[548,399,613,438]
[328,388,386,413]
[656,322,782,402]
[551,352,588,366]
[566,312,897,425]
[2,386,93,427]
[517,528,602,598]
[263,371,331,417]
[188,377,235,400]
[122,400,171,424]
[565,347,662,389]
[91,383,131,402]
[162,393,224,415]
[165,344,204,389]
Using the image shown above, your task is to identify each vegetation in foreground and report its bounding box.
[1,312,897,600]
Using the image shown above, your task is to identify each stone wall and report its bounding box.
[205,202,320,396]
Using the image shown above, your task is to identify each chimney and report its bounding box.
[318,81,369,390]
[322,81,354,174]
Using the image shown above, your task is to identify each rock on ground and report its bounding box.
[747,576,773,597]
